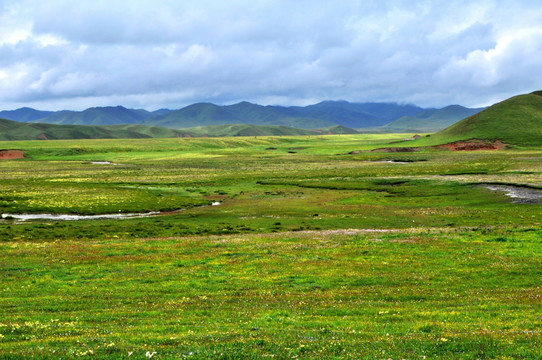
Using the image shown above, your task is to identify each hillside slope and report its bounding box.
[0,118,180,140]
[177,124,322,137]
[419,91,542,147]
[0,118,359,140]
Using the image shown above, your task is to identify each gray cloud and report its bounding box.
[1,0,542,110]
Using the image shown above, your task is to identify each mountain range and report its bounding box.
[1,92,541,145]
[0,101,482,132]
[382,105,485,132]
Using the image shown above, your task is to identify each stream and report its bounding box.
[2,202,221,221]
[479,184,542,204]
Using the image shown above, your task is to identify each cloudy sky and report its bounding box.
[1,0,542,110]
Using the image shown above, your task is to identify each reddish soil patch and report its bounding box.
[432,139,507,151]
[37,133,48,140]
[371,147,421,153]
[0,150,25,159]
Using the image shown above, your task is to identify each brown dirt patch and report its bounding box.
[432,139,507,151]
[371,147,420,153]
[37,133,48,140]
[0,150,25,159]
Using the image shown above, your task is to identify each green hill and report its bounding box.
[0,118,180,140]
[383,105,484,132]
[0,118,359,140]
[177,124,359,137]
[417,91,542,147]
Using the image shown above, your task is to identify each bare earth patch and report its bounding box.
[371,147,421,153]
[0,150,25,159]
[432,139,507,151]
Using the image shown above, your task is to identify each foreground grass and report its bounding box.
[1,135,541,358]
[1,227,541,359]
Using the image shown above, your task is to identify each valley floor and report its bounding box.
[0,135,540,358]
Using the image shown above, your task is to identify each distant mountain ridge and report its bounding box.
[382,105,485,132]
[0,100,481,131]
[0,107,55,122]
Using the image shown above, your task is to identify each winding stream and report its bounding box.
[2,202,221,221]
[479,184,542,204]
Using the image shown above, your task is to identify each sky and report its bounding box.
[1,0,542,111]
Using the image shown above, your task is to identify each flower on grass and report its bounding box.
[146,351,157,358]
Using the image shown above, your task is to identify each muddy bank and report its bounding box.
[0,150,25,159]
[433,139,507,151]
[371,147,420,153]
[479,184,542,204]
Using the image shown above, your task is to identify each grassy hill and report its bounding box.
[416,91,542,147]
[383,105,484,132]
[178,124,359,137]
[0,118,180,140]
[177,124,316,137]
[0,118,359,140]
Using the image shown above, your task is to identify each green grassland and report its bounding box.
[0,134,541,359]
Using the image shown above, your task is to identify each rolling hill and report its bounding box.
[417,91,542,147]
[178,124,326,137]
[0,118,181,140]
[0,118,359,140]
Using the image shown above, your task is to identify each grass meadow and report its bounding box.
[0,134,541,359]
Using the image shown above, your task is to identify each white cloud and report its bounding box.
[1,0,542,110]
